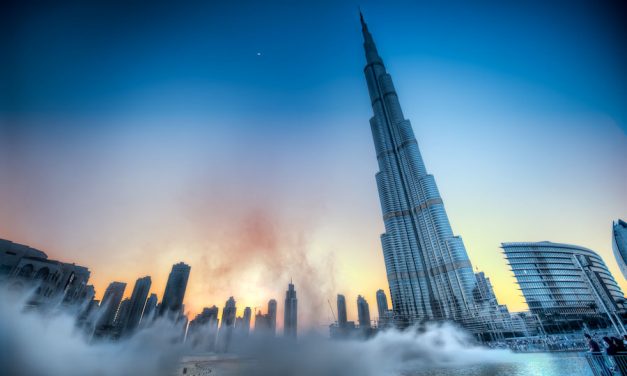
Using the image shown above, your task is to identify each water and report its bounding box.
[406,352,593,376]
[178,352,595,376]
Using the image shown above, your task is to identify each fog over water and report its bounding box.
[0,289,522,376]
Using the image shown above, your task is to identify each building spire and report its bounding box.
[359,9,381,64]
[359,7,366,28]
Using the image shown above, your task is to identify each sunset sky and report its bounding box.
[1,1,626,329]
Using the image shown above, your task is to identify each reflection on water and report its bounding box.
[406,353,593,376]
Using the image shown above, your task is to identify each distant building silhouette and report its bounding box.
[242,306,252,335]
[612,219,627,280]
[221,297,237,329]
[114,298,131,333]
[474,272,498,306]
[254,310,267,333]
[254,299,277,336]
[337,294,348,327]
[219,297,237,351]
[187,305,219,350]
[284,281,297,339]
[141,293,158,325]
[159,262,190,318]
[191,305,219,327]
[124,276,151,334]
[357,295,371,329]
[96,281,126,333]
[268,299,277,335]
[375,289,389,319]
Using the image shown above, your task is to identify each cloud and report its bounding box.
[0,288,512,376]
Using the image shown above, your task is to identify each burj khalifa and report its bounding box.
[360,12,481,328]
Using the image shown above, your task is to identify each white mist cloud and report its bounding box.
[0,289,512,376]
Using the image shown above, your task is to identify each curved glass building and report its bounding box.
[612,219,627,281]
[502,242,625,332]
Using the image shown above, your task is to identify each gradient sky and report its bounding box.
[1,1,626,328]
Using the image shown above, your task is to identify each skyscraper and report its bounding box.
[141,293,158,325]
[375,289,389,319]
[337,294,348,327]
[357,295,371,329]
[124,276,152,334]
[221,296,237,329]
[284,281,297,339]
[159,262,190,317]
[242,306,252,334]
[114,298,131,331]
[474,272,498,306]
[219,297,237,351]
[612,219,627,280]
[267,299,277,336]
[187,305,219,349]
[96,281,126,330]
[360,13,479,327]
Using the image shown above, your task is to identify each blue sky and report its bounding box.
[1,0,626,321]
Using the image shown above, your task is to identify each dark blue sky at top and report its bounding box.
[1,0,626,131]
[1,1,626,308]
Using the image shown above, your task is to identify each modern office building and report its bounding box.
[187,305,219,349]
[221,297,237,329]
[242,306,252,334]
[254,299,277,336]
[267,299,277,335]
[337,294,348,327]
[474,272,498,306]
[612,219,627,280]
[141,293,158,325]
[190,305,219,328]
[114,298,131,330]
[159,262,190,317]
[376,289,389,319]
[502,241,625,333]
[357,295,371,329]
[219,297,237,351]
[284,281,298,339]
[96,281,126,331]
[359,13,480,328]
[124,276,152,334]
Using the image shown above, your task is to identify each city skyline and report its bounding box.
[1,1,626,325]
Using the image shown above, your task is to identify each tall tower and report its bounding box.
[159,262,190,317]
[375,289,389,319]
[337,294,348,327]
[242,306,252,334]
[141,293,158,325]
[357,295,371,329]
[267,299,277,336]
[284,281,298,339]
[124,276,152,334]
[360,13,479,327]
[221,296,237,329]
[97,281,126,330]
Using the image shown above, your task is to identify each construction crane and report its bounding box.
[327,299,337,323]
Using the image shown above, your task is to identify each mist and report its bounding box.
[0,289,512,376]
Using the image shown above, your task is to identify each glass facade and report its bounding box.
[613,219,627,281]
[502,242,624,321]
[360,13,479,328]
